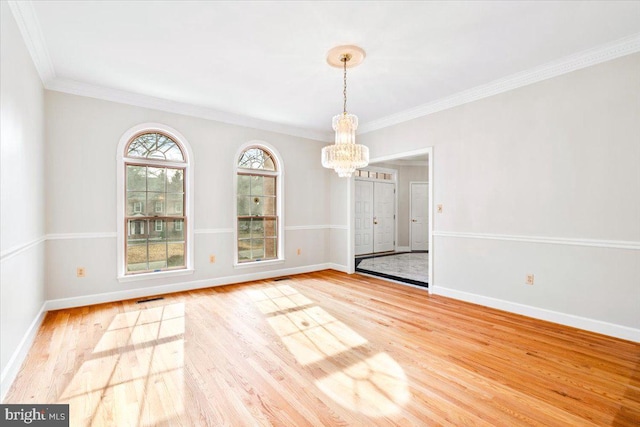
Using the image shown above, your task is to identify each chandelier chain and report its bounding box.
[343,55,348,114]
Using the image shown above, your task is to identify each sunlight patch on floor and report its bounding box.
[250,284,409,416]
[59,302,185,426]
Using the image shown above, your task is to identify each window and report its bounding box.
[236,146,281,264]
[118,127,192,277]
[354,170,394,180]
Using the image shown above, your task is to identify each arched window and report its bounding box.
[235,144,283,264]
[117,124,193,279]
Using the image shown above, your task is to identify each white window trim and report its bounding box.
[233,141,285,268]
[116,123,195,281]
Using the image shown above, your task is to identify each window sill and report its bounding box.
[234,258,285,269]
[118,268,194,283]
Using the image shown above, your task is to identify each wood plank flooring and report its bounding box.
[5,270,640,426]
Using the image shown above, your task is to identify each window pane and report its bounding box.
[127,166,146,191]
[264,238,277,259]
[127,219,148,272]
[250,219,264,236]
[147,193,165,216]
[148,242,168,270]
[127,243,148,272]
[127,133,184,162]
[238,219,251,239]
[167,242,185,267]
[262,156,275,171]
[238,239,251,262]
[263,197,275,216]
[263,176,276,196]
[167,169,184,192]
[163,144,184,162]
[166,193,184,216]
[237,175,251,195]
[238,148,275,171]
[166,219,184,241]
[251,239,265,260]
[149,220,166,238]
[250,196,264,216]
[147,167,166,192]
[126,192,146,216]
[237,196,251,216]
[148,219,167,270]
[251,175,263,195]
[264,219,277,237]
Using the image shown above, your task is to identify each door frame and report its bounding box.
[409,181,429,251]
[347,147,433,292]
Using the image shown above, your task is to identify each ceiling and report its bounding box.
[11,1,640,141]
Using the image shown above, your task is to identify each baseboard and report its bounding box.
[432,285,640,343]
[326,263,349,273]
[396,246,411,252]
[45,263,337,311]
[1,302,47,402]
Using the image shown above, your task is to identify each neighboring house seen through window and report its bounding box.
[124,132,187,274]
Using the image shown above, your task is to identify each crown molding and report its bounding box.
[46,78,332,142]
[10,0,640,140]
[7,0,55,84]
[359,32,640,134]
[380,160,428,167]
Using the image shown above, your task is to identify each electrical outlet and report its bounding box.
[437,204,443,214]
[209,255,216,264]
[77,267,86,278]
[526,274,534,285]
[297,248,301,255]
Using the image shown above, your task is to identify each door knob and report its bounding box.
[412,219,417,222]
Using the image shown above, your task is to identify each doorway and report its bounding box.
[350,148,432,289]
[354,176,396,256]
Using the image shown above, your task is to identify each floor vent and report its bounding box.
[136,296,165,304]
[273,277,291,282]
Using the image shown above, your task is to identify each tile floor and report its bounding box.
[356,252,428,286]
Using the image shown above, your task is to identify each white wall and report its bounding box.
[358,53,640,340]
[0,2,47,399]
[44,91,332,303]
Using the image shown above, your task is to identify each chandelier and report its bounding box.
[321,45,369,178]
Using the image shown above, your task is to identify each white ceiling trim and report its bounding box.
[359,32,640,134]
[46,77,332,142]
[379,160,429,167]
[7,0,55,83]
[9,1,640,142]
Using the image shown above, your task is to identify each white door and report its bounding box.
[373,182,395,253]
[410,182,429,251]
[354,180,374,255]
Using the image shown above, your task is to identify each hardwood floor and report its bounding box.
[5,270,639,426]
